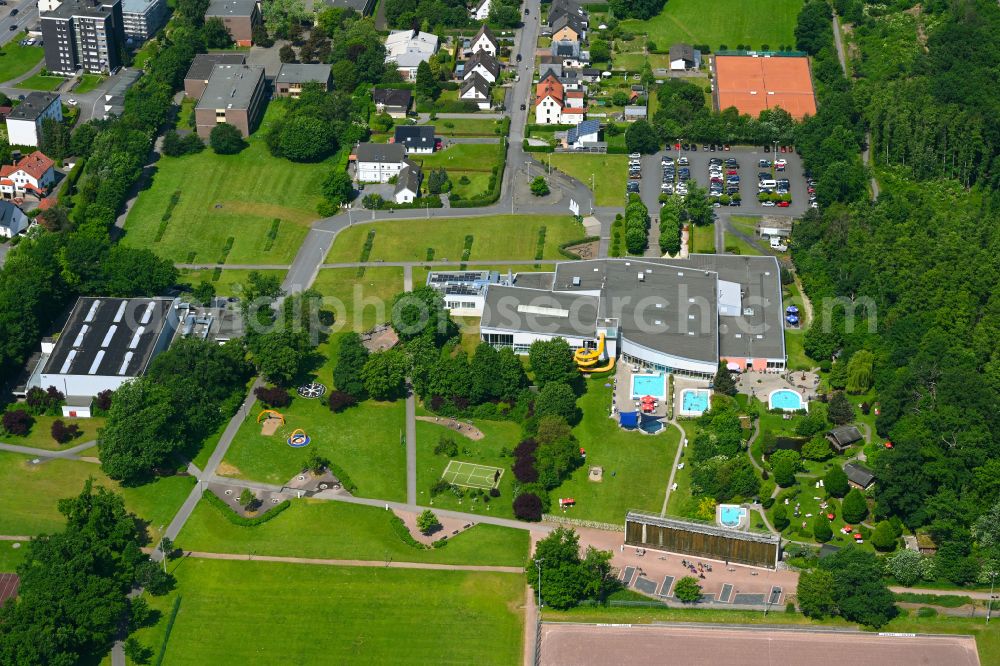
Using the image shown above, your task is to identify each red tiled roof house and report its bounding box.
[0,151,56,199]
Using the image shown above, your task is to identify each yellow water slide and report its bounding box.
[580,356,616,373]
[574,333,615,372]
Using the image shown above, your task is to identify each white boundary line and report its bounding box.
[442,460,503,489]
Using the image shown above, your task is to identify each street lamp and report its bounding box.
[987,569,997,624]
[534,558,545,609]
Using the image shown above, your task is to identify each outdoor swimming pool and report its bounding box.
[719,504,747,529]
[769,389,805,412]
[679,388,711,416]
[631,373,667,401]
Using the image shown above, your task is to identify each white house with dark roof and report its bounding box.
[470,0,491,20]
[463,49,501,84]
[393,125,436,154]
[470,24,499,57]
[5,93,62,147]
[460,73,491,110]
[0,201,28,238]
[354,143,407,183]
[669,44,702,71]
[393,161,422,204]
[372,88,412,118]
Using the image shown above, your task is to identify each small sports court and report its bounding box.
[441,460,503,489]
[714,55,817,119]
[0,574,19,605]
[540,623,981,666]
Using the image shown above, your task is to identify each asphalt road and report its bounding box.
[0,1,38,48]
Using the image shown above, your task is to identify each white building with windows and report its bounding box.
[5,93,62,147]
[354,143,406,183]
[384,29,439,81]
[121,0,168,41]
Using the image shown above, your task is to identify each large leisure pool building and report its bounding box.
[479,256,786,377]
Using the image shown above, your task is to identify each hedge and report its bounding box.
[450,139,507,208]
[523,139,555,153]
[388,514,448,550]
[152,596,182,666]
[204,490,290,526]
[558,235,600,259]
[328,462,358,494]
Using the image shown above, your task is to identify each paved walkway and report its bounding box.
[182,550,523,573]
[660,420,686,516]
[0,439,96,460]
[889,586,998,601]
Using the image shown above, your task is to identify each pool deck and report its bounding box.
[735,369,819,403]
[612,363,669,420]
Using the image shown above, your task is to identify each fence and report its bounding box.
[576,598,782,612]
[543,514,625,532]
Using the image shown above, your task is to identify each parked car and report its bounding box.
[702,144,709,151]
[729,199,742,206]
[762,200,776,206]
[629,152,641,159]
[709,157,722,165]
[67,98,78,106]
[681,143,690,151]
[780,146,787,153]
[724,144,731,151]
[661,183,674,192]
[777,201,790,207]
[11,8,18,15]
[519,103,526,110]
[758,159,771,168]
[516,54,522,62]
[725,158,738,168]
[678,157,689,166]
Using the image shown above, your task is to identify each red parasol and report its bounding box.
[827,513,835,520]
[884,441,893,449]
[641,395,656,403]
[853,533,862,539]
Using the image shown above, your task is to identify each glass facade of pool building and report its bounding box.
[625,511,781,569]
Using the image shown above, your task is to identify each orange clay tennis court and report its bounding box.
[715,55,817,120]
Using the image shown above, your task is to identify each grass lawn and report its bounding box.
[0,451,194,541]
[220,397,407,501]
[0,36,43,84]
[613,52,672,71]
[621,0,804,51]
[16,74,66,91]
[542,606,1000,663]
[143,559,524,666]
[549,379,678,524]
[73,73,104,94]
[0,541,26,572]
[123,104,328,265]
[665,421,698,518]
[325,215,584,264]
[724,231,764,256]
[416,418,520,519]
[690,223,716,253]
[177,496,529,566]
[435,118,500,137]
[412,143,500,172]
[176,268,287,297]
[548,153,628,207]
[783,280,812,371]
[0,412,104,451]
[449,171,492,199]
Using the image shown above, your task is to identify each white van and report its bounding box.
[770,236,787,250]
[759,179,777,188]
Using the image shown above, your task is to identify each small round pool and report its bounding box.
[679,388,711,416]
[769,389,806,412]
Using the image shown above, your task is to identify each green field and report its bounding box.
[325,215,584,263]
[176,268,288,297]
[220,398,407,501]
[550,379,679,524]
[141,559,524,665]
[416,418,521,519]
[622,0,804,51]
[548,154,628,207]
[0,541,26,572]
[123,105,329,265]
[412,143,500,172]
[177,497,529,566]
[73,74,104,94]
[16,74,66,91]
[312,266,404,343]
[435,118,501,137]
[0,412,104,451]
[0,35,44,85]
[690,223,716,253]
[0,451,194,541]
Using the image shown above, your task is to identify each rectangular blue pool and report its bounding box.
[680,388,711,416]
[630,373,667,401]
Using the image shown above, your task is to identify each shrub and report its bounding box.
[514,439,538,458]
[513,455,539,483]
[1,409,33,436]
[772,504,790,530]
[204,491,289,526]
[430,479,452,496]
[209,123,246,154]
[254,386,291,408]
[94,389,113,413]
[513,492,543,521]
[489,487,500,498]
[327,390,358,413]
[674,576,703,603]
[871,520,898,552]
[433,435,459,457]
[51,419,81,444]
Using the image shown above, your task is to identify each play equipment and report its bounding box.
[573,332,617,373]
[297,382,327,399]
[287,428,311,448]
[257,409,285,424]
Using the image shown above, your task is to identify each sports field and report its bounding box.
[147,559,524,665]
[621,0,803,52]
[442,460,503,489]
[540,623,980,666]
[715,55,817,119]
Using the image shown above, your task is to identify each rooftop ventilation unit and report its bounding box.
[743,307,754,316]
[572,276,581,286]
[101,325,117,348]
[756,334,764,339]
[113,300,127,323]
[84,299,101,323]
[638,273,645,281]
[88,350,105,375]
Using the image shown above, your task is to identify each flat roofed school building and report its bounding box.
[714,55,817,120]
[479,256,786,378]
[194,64,267,139]
[184,52,247,99]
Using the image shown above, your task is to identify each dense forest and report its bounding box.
[792,0,1000,585]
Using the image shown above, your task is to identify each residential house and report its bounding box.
[581,67,601,82]
[0,151,57,199]
[184,52,246,98]
[354,143,407,183]
[393,125,436,154]
[669,43,702,71]
[552,39,581,61]
[194,64,267,139]
[40,0,126,75]
[548,0,587,29]
[394,161,422,204]
[5,93,62,147]
[320,0,376,14]
[470,24,499,57]
[826,425,863,454]
[121,0,168,41]
[534,73,584,125]
[470,0,490,21]
[623,105,647,122]
[551,13,584,43]
[464,49,500,84]
[372,88,412,118]
[274,63,333,98]
[385,29,439,81]
[844,462,875,490]
[205,0,261,47]
[0,201,29,238]
[460,72,492,110]
[562,119,600,149]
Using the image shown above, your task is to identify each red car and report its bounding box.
[780,146,787,153]
[723,144,731,151]
[777,201,790,207]
[727,169,738,175]
[675,142,681,150]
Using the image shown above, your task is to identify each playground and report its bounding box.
[441,461,503,490]
[257,410,312,448]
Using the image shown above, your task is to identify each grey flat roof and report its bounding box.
[512,272,555,291]
[8,92,59,121]
[627,510,781,546]
[43,0,116,20]
[276,63,332,84]
[42,297,173,378]
[196,65,264,110]
[206,0,256,17]
[121,0,160,13]
[106,68,142,98]
[481,285,599,339]
[185,53,246,82]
